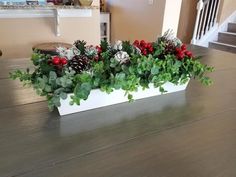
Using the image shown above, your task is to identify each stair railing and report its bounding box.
[191,0,221,44]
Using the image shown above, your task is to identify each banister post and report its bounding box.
[214,0,221,24]
[191,0,204,44]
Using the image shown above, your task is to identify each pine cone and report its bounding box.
[165,42,176,54]
[69,55,89,73]
[157,42,176,59]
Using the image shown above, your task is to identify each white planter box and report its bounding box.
[58,81,189,116]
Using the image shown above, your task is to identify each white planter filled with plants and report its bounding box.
[10,30,213,116]
[58,81,189,116]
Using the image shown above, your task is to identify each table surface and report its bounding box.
[0,46,236,177]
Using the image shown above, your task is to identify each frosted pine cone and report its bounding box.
[114,51,130,64]
[57,47,80,60]
[69,55,89,73]
[158,29,182,47]
[113,40,123,51]
[85,45,98,58]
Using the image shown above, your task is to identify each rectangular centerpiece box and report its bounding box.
[58,81,189,116]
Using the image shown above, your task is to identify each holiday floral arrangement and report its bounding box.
[10,31,213,110]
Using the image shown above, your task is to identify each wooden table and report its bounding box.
[0,46,236,177]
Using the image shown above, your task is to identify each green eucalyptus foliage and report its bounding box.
[10,40,213,111]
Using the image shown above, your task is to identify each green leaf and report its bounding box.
[121,65,129,74]
[100,40,109,51]
[78,72,92,83]
[54,88,64,95]
[114,83,122,89]
[60,77,72,88]
[101,85,113,93]
[48,99,55,111]
[159,86,167,93]
[38,78,46,89]
[53,96,61,107]
[66,79,72,86]
[93,78,100,87]
[110,58,119,68]
[60,92,67,100]
[56,78,61,85]
[93,61,104,73]
[122,41,133,55]
[128,94,133,102]
[200,76,213,86]
[151,66,160,75]
[45,85,52,92]
[49,71,57,79]
[128,66,135,74]
[74,82,92,100]
[115,73,126,80]
[74,40,86,54]
[49,71,57,84]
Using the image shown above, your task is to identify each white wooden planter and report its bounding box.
[58,81,189,116]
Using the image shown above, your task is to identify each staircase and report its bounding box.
[191,0,221,46]
[191,0,236,54]
[209,23,236,54]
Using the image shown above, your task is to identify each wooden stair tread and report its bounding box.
[210,41,236,47]
[228,22,236,25]
[228,23,236,33]
[209,41,236,54]
[218,31,236,46]
[219,31,236,35]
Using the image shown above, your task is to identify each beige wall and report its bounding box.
[107,0,166,43]
[177,0,197,43]
[218,0,236,24]
[0,2,100,59]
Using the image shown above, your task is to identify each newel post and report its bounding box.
[191,0,204,44]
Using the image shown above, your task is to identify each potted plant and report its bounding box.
[10,31,213,116]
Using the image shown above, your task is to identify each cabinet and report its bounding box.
[100,12,110,42]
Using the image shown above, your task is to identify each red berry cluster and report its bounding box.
[175,44,193,60]
[133,40,154,56]
[51,56,68,66]
[96,45,102,54]
[94,45,103,62]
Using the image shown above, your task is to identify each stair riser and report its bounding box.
[209,43,236,54]
[228,23,236,33]
[218,33,236,45]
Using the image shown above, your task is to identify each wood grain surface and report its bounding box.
[0,46,236,177]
